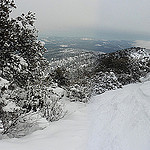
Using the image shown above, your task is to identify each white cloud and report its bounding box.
[12,0,150,39]
[13,0,99,32]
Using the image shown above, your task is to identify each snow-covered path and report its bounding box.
[88,81,150,150]
[1,81,150,150]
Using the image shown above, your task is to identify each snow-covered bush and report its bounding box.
[0,82,65,138]
[1,110,48,138]
[92,72,122,95]
[34,85,65,122]
[67,84,91,103]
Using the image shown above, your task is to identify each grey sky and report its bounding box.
[12,0,150,40]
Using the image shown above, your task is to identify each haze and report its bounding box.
[12,0,150,40]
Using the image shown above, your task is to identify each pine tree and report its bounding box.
[0,1,64,138]
[0,0,48,87]
[0,0,16,77]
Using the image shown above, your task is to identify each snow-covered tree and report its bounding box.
[0,0,64,138]
[0,0,48,87]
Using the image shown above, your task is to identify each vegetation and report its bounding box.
[0,0,64,138]
[0,0,150,139]
[95,47,150,85]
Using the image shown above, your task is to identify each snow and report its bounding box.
[80,38,94,41]
[0,121,3,133]
[88,81,150,150]
[0,77,9,87]
[0,101,89,150]
[19,57,27,66]
[140,72,150,82]
[130,50,149,59]
[41,39,49,42]
[3,102,20,112]
[53,87,65,97]
[60,45,68,48]
[95,44,102,47]
[1,81,150,150]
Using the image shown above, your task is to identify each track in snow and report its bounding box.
[87,81,150,150]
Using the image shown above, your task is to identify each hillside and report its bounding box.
[1,1,150,149]
[1,46,150,136]
[1,80,150,150]
[92,47,150,94]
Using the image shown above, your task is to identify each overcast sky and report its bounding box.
[12,0,150,40]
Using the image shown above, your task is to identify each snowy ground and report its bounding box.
[88,81,150,150]
[1,81,150,150]
[0,101,89,150]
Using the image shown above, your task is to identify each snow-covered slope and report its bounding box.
[1,81,150,150]
[0,101,89,150]
[88,81,150,150]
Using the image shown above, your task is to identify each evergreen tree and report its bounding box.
[0,0,64,138]
[0,0,16,77]
[0,0,48,87]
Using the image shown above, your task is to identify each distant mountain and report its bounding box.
[41,37,133,60]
